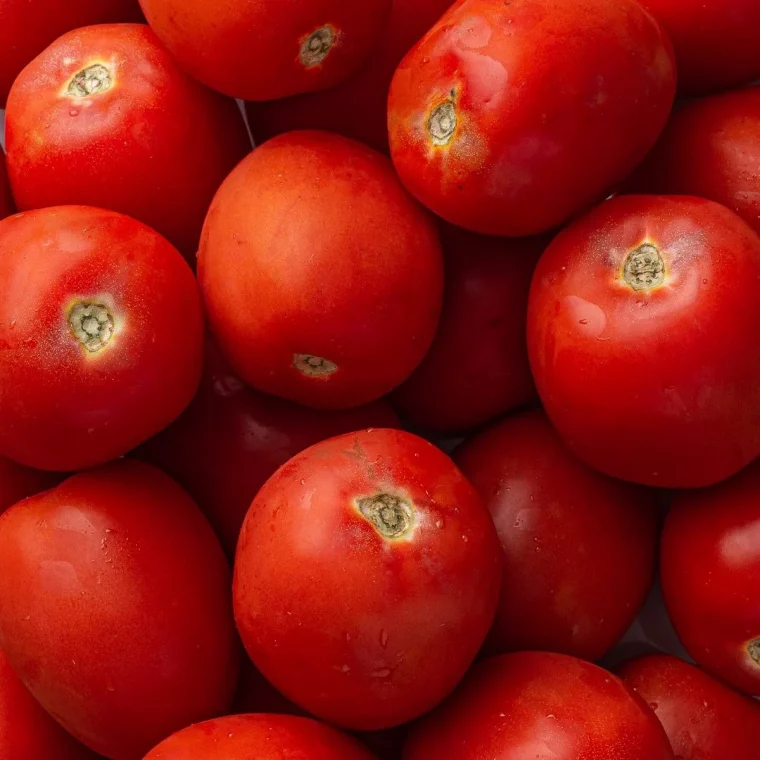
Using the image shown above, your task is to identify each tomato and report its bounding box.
[135,340,400,556]
[637,0,760,95]
[618,653,760,759]
[387,0,676,237]
[5,24,250,259]
[404,651,674,759]
[0,457,58,517]
[527,195,760,489]
[138,0,392,101]
[0,148,13,220]
[143,714,376,760]
[246,0,454,153]
[0,206,203,472]
[234,428,501,730]
[661,460,760,696]
[0,0,142,107]
[393,226,539,433]
[0,460,238,760]
[198,131,443,411]
[454,409,659,661]
[626,88,760,237]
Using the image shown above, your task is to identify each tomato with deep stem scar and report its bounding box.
[527,195,760,488]
[0,148,13,220]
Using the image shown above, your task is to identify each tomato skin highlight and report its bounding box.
[387,0,676,237]
[618,653,760,759]
[5,23,250,259]
[0,148,13,220]
[0,460,238,760]
[527,194,760,489]
[661,459,760,697]
[233,428,501,731]
[198,131,444,411]
[455,409,659,661]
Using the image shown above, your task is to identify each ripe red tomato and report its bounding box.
[5,24,250,259]
[135,340,400,556]
[138,0,392,101]
[637,0,760,95]
[618,653,760,759]
[0,0,142,107]
[246,0,454,153]
[393,226,540,432]
[387,0,676,237]
[626,88,760,237]
[234,428,501,730]
[454,409,659,661]
[0,457,57,517]
[404,651,674,759]
[0,148,13,220]
[0,460,239,760]
[143,714,376,760]
[198,131,443,410]
[0,206,204,472]
[527,195,760,489]
[661,460,760,696]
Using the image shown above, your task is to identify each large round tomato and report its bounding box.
[246,0,454,153]
[0,206,204,472]
[0,0,142,107]
[0,460,238,760]
[0,148,13,220]
[454,409,659,661]
[387,0,676,237]
[136,340,400,556]
[5,24,250,259]
[528,195,760,489]
[234,428,501,730]
[0,458,57,517]
[661,459,760,696]
[138,0,392,101]
[393,225,539,433]
[618,653,760,759]
[198,131,443,410]
[404,652,674,759]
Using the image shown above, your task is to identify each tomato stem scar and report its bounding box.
[68,302,115,352]
[299,26,335,67]
[67,64,112,97]
[428,100,458,146]
[293,354,338,378]
[623,243,665,291]
[749,639,760,666]
[356,494,413,538]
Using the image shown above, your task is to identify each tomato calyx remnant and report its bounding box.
[67,64,113,98]
[68,302,115,352]
[356,493,413,538]
[622,243,665,291]
[299,26,336,68]
[427,98,458,147]
[748,638,760,666]
[293,354,338,378]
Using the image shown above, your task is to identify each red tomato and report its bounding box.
[5,24,250,259]
[0,457,58,517]
[637,0,760,95]
[393,226,539,432]
[661,460,760,696]
[0,460,239,760]
[527,195,760,489]
[618,653,760,759]
[0,206,204,472]
[0,0,142,107]
[198,131,443,410]
[138,0,392,101]
[387,0,676,237]
[0,147,13,220]
[234,428,501,730]
[454,409,659,661]
[143,714,376,760]
[626,88,760,237]
[135,340,400,556]
[246,0,454,153]
[404,651,674,759]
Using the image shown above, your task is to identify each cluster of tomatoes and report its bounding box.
[1,0,760,758]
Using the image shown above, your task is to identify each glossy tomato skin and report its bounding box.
[135,340,400,556]
[0,206,204,472]
[388,0,676,237]
[0,0,142,107]
[404,652,674,759]
[0,460,239,760]
[199,131,443,411]
[6,24,250,259]
[0,148,13,220]
[454,409,659,661]
[246,0,454,153]
[527,195,760,489]
[393,226,540,432]
[138,0,392,101]
[661,460,760,696]
[234,428,501,730]
[618,654,760,759]
[0,458,58,517]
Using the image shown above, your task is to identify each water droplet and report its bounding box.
[649,701,659,711]
[579,318,589,325]
[69,109,79,117]
[461,535,469,542]
[371,668,391,678]
[702,279,708,285]
[435,519,444,529]
[379,630,389,649]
